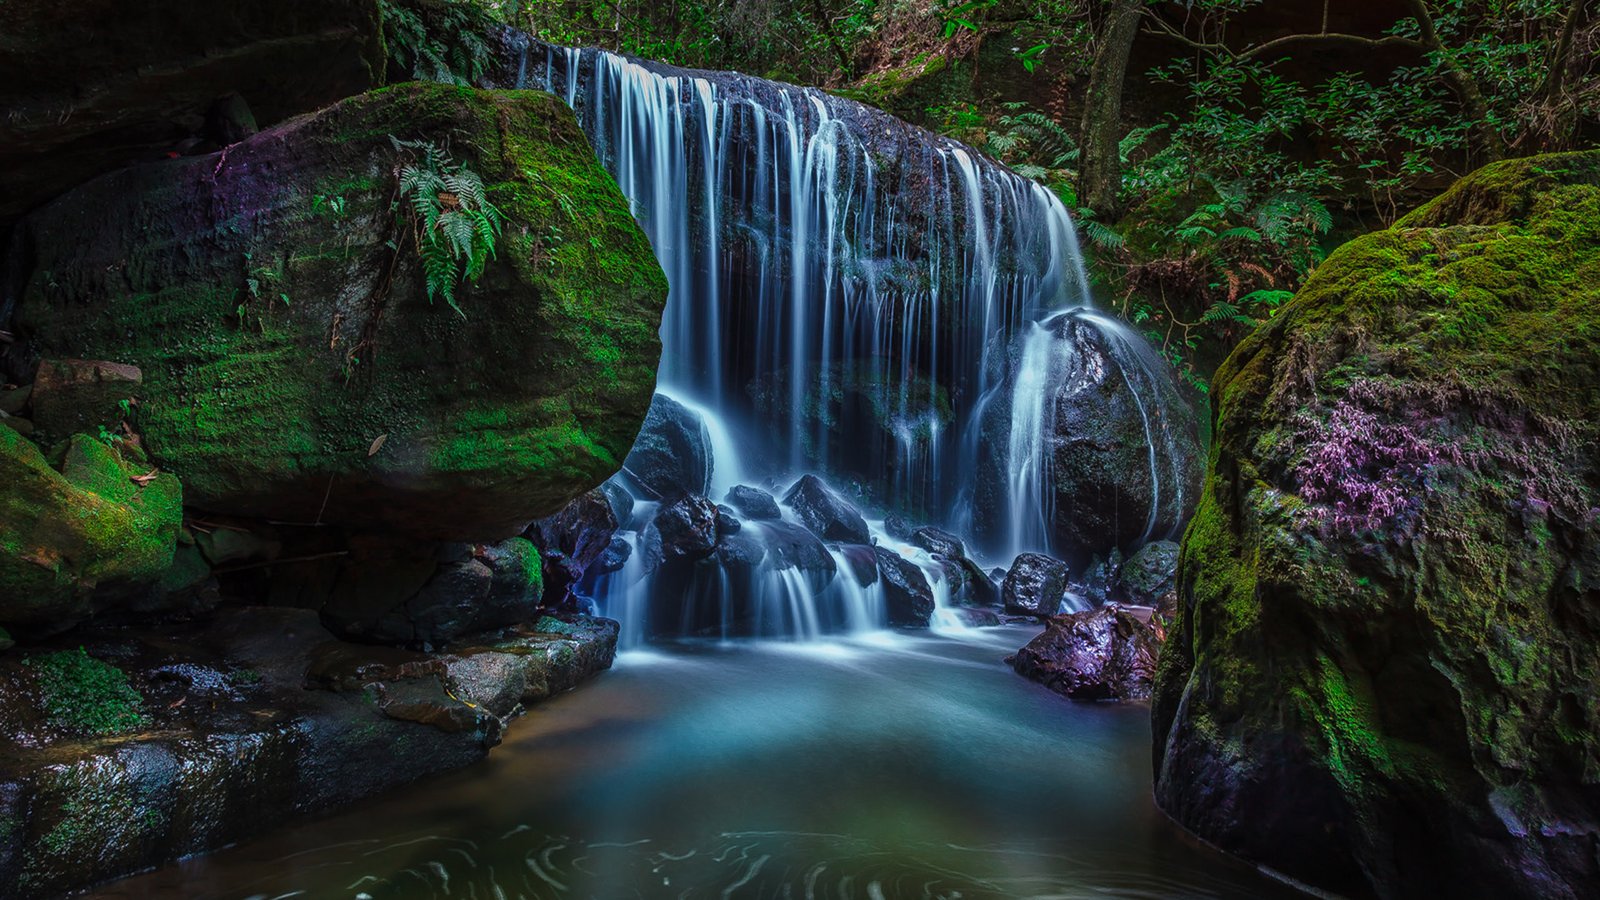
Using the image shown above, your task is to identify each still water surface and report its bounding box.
[94,627,1297,899]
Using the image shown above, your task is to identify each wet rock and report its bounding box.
[724,484,781,520]
[652,495,719,563]
[874,547,934,627]
[0,0,385,223]
[12,83,666,541]
[910,526,965,560]
[528,487,621,573]
[1114,540,1179,608]
[713,527,768,570]
[783,474,870,544]
[883,513,916,540]
[621,394,711,500]
[1001,552,1071,617]
[758,521,838,581]
[0,606,617,898]
[1008,603,1158,701]
[974,310,1202,566]
[834,544,879,587]
[953,607,1003,628]
[715,504,742,535]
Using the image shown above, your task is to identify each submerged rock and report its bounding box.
[11,82,667,541]
[1001,552,1071,618]
[1152,152,1600,899]
[621,394,712,500]
[1009,604,1157,701]
[783,474,870,544]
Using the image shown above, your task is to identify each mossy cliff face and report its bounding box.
[15,83,668,541]
[1151,152,1600,898]
[0,429,182,629]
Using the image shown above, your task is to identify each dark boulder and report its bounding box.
[1001,552,1071,617]
[1114,540,1178,608]
[1008,604,1158,701]
[715,504,742,535]
[11,83,666,541]
[833,544,879,587]
[1153,153,1600,899]
[758,521,839,582]
[319,537,542,646]
[621,394,712,500]
[910,526,965,560]
[651,495,719,564]
[974,310,1202,567]
[783,474,870,544]
[724,484,781,520]
[883,513,916,540]
[874,548,934,627]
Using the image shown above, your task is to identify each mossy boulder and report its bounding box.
[1152,152,1600,899]
[13,83,668,541]
[0,0,384,223]
[0,429,182,630]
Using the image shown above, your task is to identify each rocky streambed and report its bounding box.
[0,609,616,897]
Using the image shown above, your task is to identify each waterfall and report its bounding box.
[499,40,1185,643]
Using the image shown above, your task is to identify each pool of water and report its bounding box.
[92,626,1297,899]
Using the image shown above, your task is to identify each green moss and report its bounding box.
[1154,150,1600,893]
[25,648,148,736]
[0,429,182,624]
[533,616,581,637]
[17,83,666,537]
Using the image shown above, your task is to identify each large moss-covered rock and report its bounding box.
[13,83,668,541]
[0,429,182,629]
[1152,152,1600,899]
[0,0,384,223]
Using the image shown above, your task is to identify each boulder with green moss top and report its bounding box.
[0,429,182,631]
[12,82,668,541]
[1151,152,1600,899]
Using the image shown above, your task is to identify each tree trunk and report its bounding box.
[1402,0,1506,162]
[1078,0,1144,219]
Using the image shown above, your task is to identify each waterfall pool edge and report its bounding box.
[88,626,1301,899]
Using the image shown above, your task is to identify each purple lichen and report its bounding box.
[1292,399,1455,536]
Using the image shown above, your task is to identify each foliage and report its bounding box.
[25,648,148,736]
[382,0,496,86]
[392,137,505,318]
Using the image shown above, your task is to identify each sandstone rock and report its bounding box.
[12,83,667,541]
[0,429,181,630]
[1152,152,1600,899]
[26,358,141,443]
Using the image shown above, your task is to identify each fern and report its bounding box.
[393,137,504,318]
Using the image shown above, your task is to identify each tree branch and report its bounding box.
[1140,11,1423,62]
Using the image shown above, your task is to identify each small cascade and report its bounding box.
[499,38,1197,643]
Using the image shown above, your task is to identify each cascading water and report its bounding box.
[499,38,1193,644]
